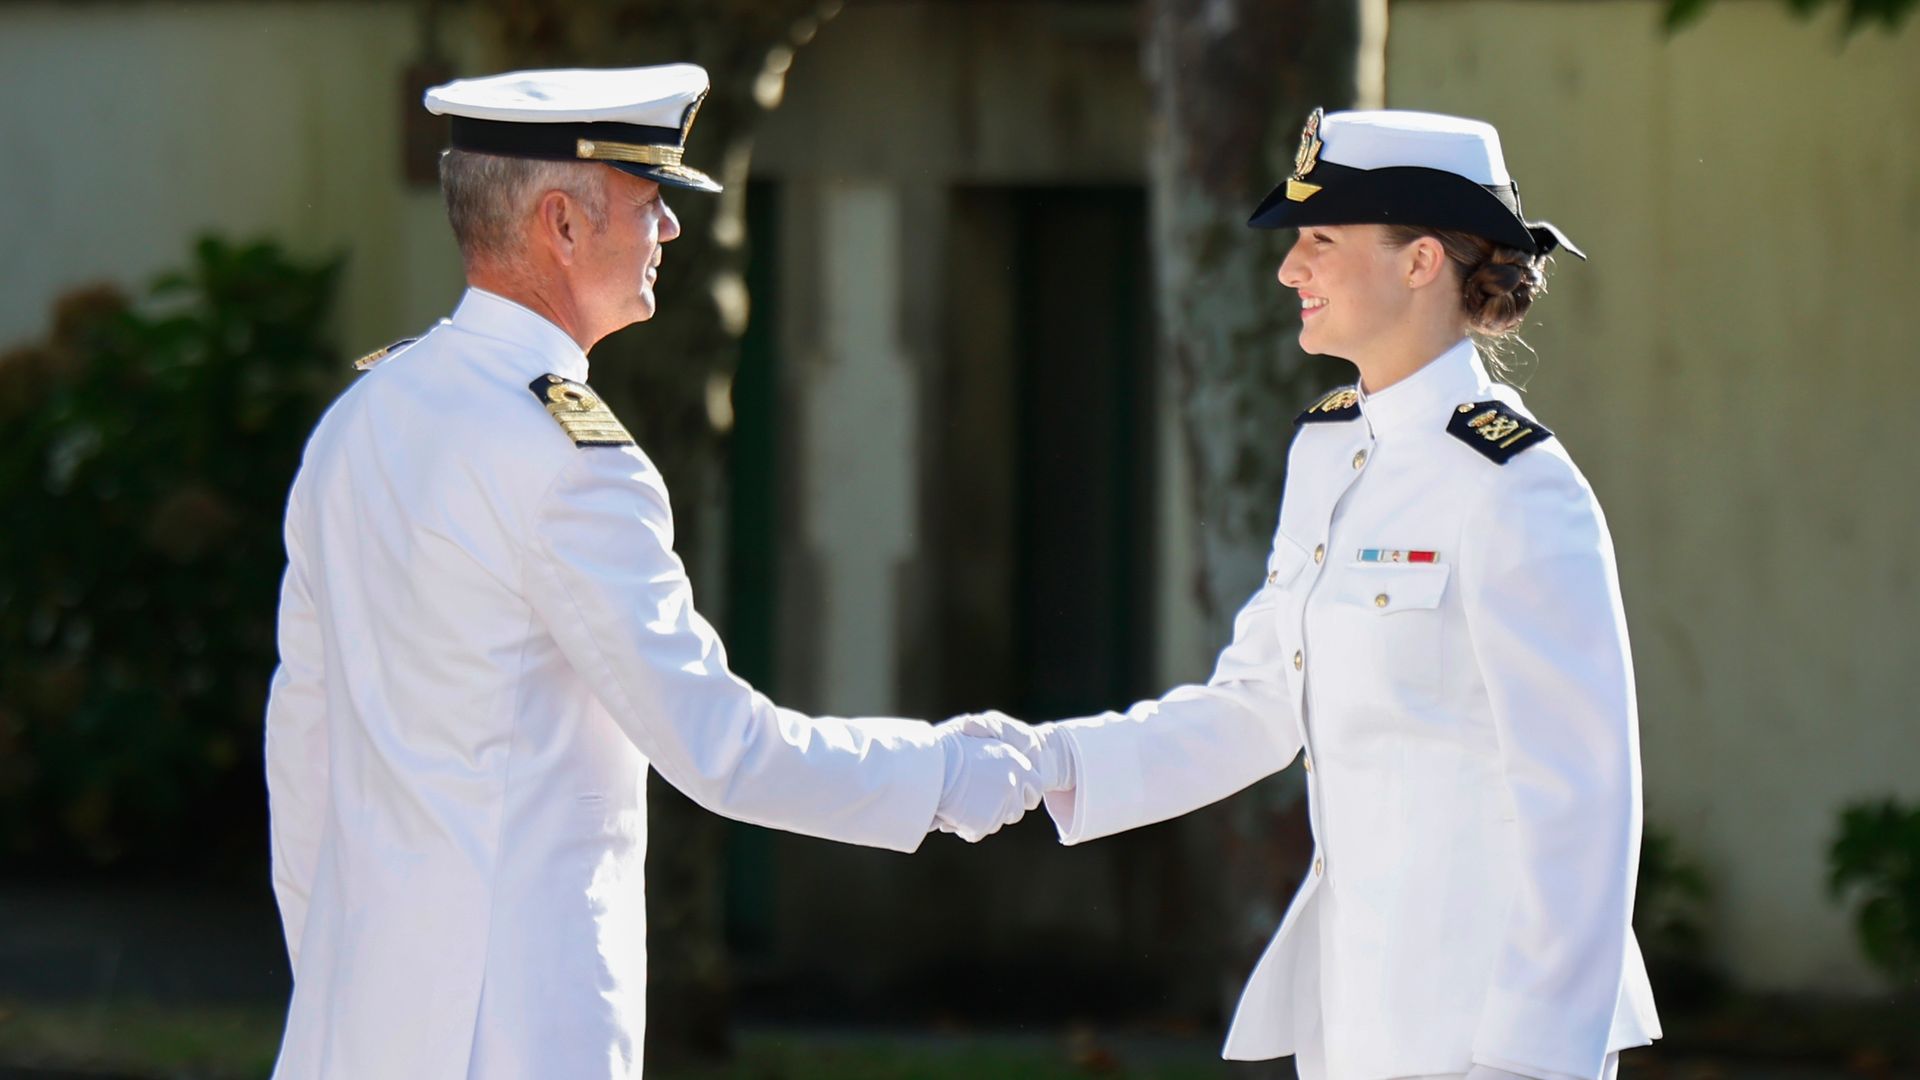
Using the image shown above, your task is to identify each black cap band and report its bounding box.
[1248,159,1583,259]
[450,116,685,161]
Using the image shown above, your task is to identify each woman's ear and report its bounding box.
[1406,235,1449,289]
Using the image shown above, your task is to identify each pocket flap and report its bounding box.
[1266,534,1312,589]
[1332,562,1451,612]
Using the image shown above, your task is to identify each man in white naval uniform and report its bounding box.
[264,65,1043,1080]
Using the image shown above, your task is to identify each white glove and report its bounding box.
[1464,1066,1541,1080]
[930,725,1043,842]
[950,711,1075,792]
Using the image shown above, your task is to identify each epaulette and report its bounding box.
[1447,400,1553,464]
[1296,386,1360,424]
[352,337,418,372]
[528,374,635,448]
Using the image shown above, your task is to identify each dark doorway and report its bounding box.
[931,186,1158,722]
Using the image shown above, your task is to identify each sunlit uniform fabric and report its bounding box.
[1042,340,1660,1080]
[264,288,944,1080]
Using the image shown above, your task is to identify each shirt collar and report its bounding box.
[1357,338,1490,437]
[448,287,591,384]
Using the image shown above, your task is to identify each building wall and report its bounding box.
[1389,0,1920,992]
[0,1,474,358]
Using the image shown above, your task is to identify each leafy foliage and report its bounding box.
[1634,826,1727,1009]
[0,237,342,871]
[1666,0,1919,33]
[1829,798,1920,986]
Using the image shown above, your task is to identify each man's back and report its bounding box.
[270,290,652,1079]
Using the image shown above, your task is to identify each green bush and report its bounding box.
[0,237,342,872]
[1830,798,1920,987]
[1635,824,1725,1010]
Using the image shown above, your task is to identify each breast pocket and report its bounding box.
[1315,563,1452,711]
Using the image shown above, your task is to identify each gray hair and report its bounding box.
[438,149,610,265]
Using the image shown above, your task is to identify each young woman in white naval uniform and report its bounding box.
[966,110,1661,1080]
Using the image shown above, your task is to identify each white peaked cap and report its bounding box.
[1247,106,1581,259]
[424,64,722,194]
[425,64,711,127]
[1319,110,1513,187]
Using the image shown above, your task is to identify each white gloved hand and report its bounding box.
[950,711,1075,792]
[930,724,1043,842]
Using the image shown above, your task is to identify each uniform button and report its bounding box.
[1314,857,1325,877]
[1293,650,1304,671]
[1375,593,1389,608]
[1302,755,1313,773]
[1352,449,1368,470]
[1267,570,1280,585]
[1313,544,1325,564]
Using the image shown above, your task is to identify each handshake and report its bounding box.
[928,713,1076,842]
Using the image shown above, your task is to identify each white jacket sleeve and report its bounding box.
[265,502,329,968]
[1459,453,1642,1080]
[1041,573,1301,845]
[523,446,945,854]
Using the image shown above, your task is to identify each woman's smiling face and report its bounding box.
[1277,223,1421,360]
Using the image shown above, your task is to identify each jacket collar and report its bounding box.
[449,287,592,384]
[1357,337,1490,437]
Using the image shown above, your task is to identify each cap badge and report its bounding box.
[679,88,707,147]
[1286,107,1325,203]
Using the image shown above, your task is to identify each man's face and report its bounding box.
[579,169,682,330]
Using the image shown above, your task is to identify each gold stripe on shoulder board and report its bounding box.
[353,337,418,371]
[529,374,635,448]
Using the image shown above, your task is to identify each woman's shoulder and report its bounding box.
[1445,387,1599,509]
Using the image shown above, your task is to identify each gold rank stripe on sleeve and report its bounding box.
[1445,400,1554,464]
[528,374,636,448]
[1296,385,1362,425]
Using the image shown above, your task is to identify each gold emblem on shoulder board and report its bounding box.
[1312,388,1357,414]
[529,374,635,448]
[1446,399,1553,464]
[1287,107,1325,203]
[1467,409,1527,446]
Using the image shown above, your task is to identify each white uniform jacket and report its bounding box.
[264,289,946,1080]
[1043,341,1660,1080]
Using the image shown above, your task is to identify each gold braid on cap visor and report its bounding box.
[575,139,684,166]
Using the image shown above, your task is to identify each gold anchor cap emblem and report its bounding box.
[1287,107,1325,203]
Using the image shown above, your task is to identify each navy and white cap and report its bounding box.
[425,64,722,194]
[1248,109,1582,259]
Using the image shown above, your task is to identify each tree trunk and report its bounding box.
[1142,0,1385,1049]
[476,0,840,1064]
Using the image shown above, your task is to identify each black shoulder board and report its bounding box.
[352,337,417,372]
[1296,386,1360,425]
[528,374,636,448]
[1447,400,1553,464]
